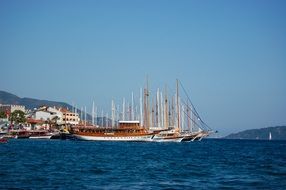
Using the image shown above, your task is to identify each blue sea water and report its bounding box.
[0,139,285,190]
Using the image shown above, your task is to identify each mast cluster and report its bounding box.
[74,79,209,134]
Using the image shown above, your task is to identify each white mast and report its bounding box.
[164,86,169,129]
[140,88,143,127]
[111,100,115,127]
[116,105,120,126]
[122,98,125,121]
[80,106,83,123]
[101,110,104,127]
[160,91,164,129]
[176,79,180,132]
[131,92,134,120]
[84,106,86,126]
[74,104,77,114]
[105,113,108,128]
[190,106,193,132]
[95,106,97,126]
[92,101,95,126]
[181,105,185,132]
[157,88,160,128]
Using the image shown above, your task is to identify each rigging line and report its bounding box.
[178,80,201,118]
[178,79,211,130]
[180,109,205,130]
[180,98,200,119]
[172,85,210,131]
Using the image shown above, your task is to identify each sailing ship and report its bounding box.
[269,132,272,140]
[71,78,213,142]
[151,79,213,142]
[72,121,155,141]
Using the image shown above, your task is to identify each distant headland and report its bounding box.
[224,126,286,140]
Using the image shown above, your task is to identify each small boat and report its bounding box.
[13,130,31,139]
[0,137,8,143]
[181,131,202,142]
[152,129,184,142]
[269,132,272,140]
[29,130,53,139]
[50,130,74,140]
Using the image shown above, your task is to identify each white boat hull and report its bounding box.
[74,134,154,142]
[151,136,184,142]
[29,135,52,139]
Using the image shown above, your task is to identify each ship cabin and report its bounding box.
[73,120,148,135]
[118,121,141,129]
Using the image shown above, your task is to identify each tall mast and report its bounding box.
[92,101,95,126]
[151,98,154,128]
[140,88,143,126]
[116,105,120,126]
[84,106,86,127]
[176,79,180,132]
[131,92,134,120]
[181,105,185,131]
[80,106,83,123]
[101,110,104,127]
[157,88,160,128]
[95,106,97,126]
[111,100,115,127]
[144,77,150,129]
[160,91,164,129]
[187,100,191,132]
[105,113,108,128]
[122,98,125,121]
[164,86,168,129]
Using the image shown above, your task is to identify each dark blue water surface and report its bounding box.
[0,139,286,189]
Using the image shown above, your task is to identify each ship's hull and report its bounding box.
[152,136,184,142]
[29,135,52,139]
[74,134,154,142]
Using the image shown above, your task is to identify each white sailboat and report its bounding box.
[269,132,272,140]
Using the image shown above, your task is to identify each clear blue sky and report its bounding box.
[1,0,286,136]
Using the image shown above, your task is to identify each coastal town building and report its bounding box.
[29,106,63,125]
[26,118,46,130]
[60,108,80,125]
[0,104,26,115]
[27,106,80,127]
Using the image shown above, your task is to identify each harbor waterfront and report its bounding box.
[0,139,285,189]
[0,79,214,142]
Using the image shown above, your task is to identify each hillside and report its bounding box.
[0,90,115,125]
[0,90,72,110]
[225,126,286,140]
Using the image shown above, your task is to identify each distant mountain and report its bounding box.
[225,126,286,140]
[0,90,73,110]
[0,90,112,125]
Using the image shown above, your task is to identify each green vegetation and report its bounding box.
[9,110,26,124]
[0,111,6,118]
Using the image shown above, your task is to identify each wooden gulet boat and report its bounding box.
[72,121,155,142]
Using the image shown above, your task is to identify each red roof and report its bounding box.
[26,118,44,124]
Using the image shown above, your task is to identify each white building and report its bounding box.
[30,106,63,125]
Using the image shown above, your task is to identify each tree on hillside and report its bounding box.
[9,110,26,124]
[0,111,6,119]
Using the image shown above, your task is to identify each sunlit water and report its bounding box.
[0,139,285,189]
